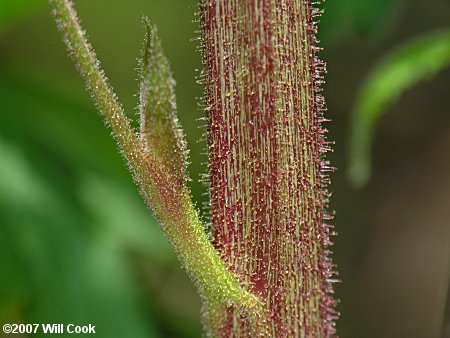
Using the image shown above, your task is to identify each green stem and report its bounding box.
[49,0,262,317]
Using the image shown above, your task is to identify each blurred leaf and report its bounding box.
[0,0,45,36]
[78,173,175,263]
[348,29,450,187]
[0,136,161,337]
[0,72,126,179]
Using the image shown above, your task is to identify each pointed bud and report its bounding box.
[139,18,187,185]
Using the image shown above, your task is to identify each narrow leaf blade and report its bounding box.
[348,29,450,187]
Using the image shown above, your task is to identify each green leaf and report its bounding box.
[78,174,175,264]
[348,29,450,187]
[0,137,160,338]
[138,18,187,184]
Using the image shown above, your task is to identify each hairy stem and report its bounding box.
[49,0,263,316]
[201,0,338,336]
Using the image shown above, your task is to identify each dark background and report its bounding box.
[0,0,449,337]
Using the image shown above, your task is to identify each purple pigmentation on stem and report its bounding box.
[49,0,339,335]
[201,0,338,336]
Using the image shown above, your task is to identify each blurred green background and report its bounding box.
[0,0,449,337]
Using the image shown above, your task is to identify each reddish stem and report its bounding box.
[201,0,338,336]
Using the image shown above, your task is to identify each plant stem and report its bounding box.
[49,0,263,317]
[201,0,338,336]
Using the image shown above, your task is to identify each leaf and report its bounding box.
[348,29,450,187]
[138,17,187,184]
[78,174,175,264]
[0,137,161,338]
